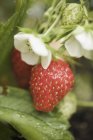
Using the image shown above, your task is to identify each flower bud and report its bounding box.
[62,3,83,25]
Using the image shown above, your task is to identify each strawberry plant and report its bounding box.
[0,0,93,140]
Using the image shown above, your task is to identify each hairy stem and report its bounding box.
[80,0,89,24]
[16,0,22,10]
[43,15,61,37]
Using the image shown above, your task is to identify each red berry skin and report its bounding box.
[30,60,74,112]
[12,49,32,88]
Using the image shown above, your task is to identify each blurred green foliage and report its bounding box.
[0,0,93,26]
[0,0,15,22]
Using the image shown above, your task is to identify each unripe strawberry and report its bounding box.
[30,60,74,112]
[62,3,83,25]
[12,49,32,88]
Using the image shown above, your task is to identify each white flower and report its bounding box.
[65,26,93,60]
[14,32,52,69]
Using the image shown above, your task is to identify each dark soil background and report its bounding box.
[70,108,93,140]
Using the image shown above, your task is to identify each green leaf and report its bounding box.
[0,0,30,85]
[0,87,74,140]
[0,87,34,114]
[18,27,33,33]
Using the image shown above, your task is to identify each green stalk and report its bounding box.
[78,101,93,108]
[16,0,22,10]
[43,0,66,33]
[43,15,61,37]
[44,0,58,32]
[80,0,89,24]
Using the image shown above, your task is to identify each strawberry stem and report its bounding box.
[43,15,61,37]
[80,0,89,24]
[42,0,66,35]
[16,0,22,11]
[78,101,93,108]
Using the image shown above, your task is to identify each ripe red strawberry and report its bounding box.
[29,60,74,112]
[12,49,32,88]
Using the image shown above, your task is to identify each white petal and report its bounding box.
[14,32,31,53]
[21,52,40,65]
[75,31,93,50]
[50,40,62,50]
[82,49,93,60]
[73,26,84,35]
[41,50,52,69]
[29,35,48,56]
[65,37,83,57]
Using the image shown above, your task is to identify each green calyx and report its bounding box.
[62,3,84,25]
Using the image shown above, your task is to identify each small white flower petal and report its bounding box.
[41,50,52,69]
[50,40,62,50]
[14,32,31,53]
[65,37,83,57]
[75,31,93,50]
[21,52,40,65]
[82,49,93,60]
[29,35,48,56]
[73,26,84,35]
